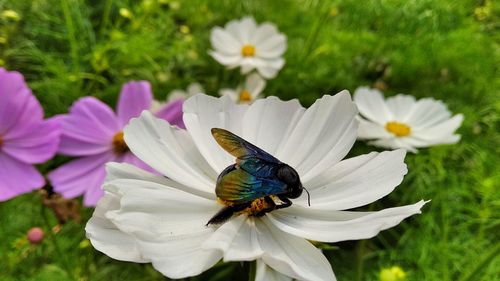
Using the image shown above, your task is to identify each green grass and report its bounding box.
[0,0,499,280]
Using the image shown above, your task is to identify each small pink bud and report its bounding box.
[27,227,44,244]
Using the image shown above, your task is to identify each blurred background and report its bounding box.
[0,0,498,280]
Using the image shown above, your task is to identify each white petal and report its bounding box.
[369,138,418,153]
[251,23,279,45]
[268,200,427,243]
[412,114,463,141]
[256,259,293,281]
[404,98,451,129]
[357,117,392,139]
[242,96,305,156]
[187,83,205,97]
[297,150,407,210]
[353,87,392,124]
[124,111,217,194]
[210,27,241,55]
[219,88,239,102]
[183,94,249,173]
[258,218,336,281]
[277,92,358,184]
[209,51,242,66]
[245,73,266,99]
[86,192,148,263]
[256,34,287,58]
[105,162,214,199]
[103,175,223,279]
[385,94,416,121]
[237,16,257,43]
[203,217,335,281]
[203,215,264,261]
[256,58,285,79]
[167,90,187,102]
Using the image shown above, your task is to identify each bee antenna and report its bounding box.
[303,186,311,206]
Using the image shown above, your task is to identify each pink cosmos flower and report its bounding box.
[0,68,60,201]
[48,81,184,206]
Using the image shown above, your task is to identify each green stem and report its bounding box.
[458,243,500,281]
[99,0,113,38]
[40,205,73,278]
[355,239,367,281]
[248,261,256,281]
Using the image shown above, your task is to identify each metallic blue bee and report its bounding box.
[207,128,310,226]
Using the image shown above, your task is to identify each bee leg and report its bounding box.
[206,202,251,226]
[254,196,277,217]
[275,195,292,209]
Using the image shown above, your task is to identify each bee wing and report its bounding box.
[211,128,281,164]
[216,167,288,204]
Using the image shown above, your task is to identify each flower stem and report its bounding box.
[355,239,367,281]
[40,204,73,278]
[248,261,256,281]
[60,0,81,76]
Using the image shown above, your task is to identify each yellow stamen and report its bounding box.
[239,90,252,103]
[385,121,411,137]
[241,44,256,57]
[112,131,129,154]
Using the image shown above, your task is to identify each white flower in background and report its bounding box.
[354,87,463,153]
[86,92,426,281]
[219,73,266,103]
[150,82,204,112]
[168,82,204,102]
[209,16,287,79]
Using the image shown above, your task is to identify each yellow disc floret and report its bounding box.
[239,90,252,103]
[385,121,411,137]
[241,44,256,57]
[112,131,129,154]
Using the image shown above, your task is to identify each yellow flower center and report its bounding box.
[0,136,3,148]
[112,131,129,154]
[385,121,411,137]
[239,90,252,103]
[241,44,256,57]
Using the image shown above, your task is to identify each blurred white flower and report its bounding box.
[86,92,426,281]
[150,82,204,115]
[168,82,205,102]
[354,87,463,153]
[209,16,287,79]
[219,73,266,103]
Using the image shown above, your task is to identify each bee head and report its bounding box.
[277,165,303,199]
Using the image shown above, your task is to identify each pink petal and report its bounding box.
[0,153,44,201]
[154,99,185,128]
[59,97,120,156]
[116,81,153,127]
[48,152,113,206]
[3,117,61,164]
[0,68,43,135]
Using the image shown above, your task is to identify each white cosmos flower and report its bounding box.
[219,73,266,103]
[354,87,463,153]
[86,92,426,281]
[209,16,286,79]
[150,83,204,113]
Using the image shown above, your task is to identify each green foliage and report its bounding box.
[0,0,498,280]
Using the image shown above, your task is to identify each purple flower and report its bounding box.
[0,68,60,201]
[48,81,184,206]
